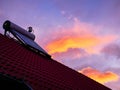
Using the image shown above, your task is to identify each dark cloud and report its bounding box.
[53,48,87,61]
[53,50,105,71]
[101,44,120,58]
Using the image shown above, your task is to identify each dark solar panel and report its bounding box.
[11,30,51,58]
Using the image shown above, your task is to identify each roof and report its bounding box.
[0,33,111,90]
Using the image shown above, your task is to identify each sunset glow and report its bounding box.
[1,0,120,89]
[46,35,117,54]
[78,67,119,84]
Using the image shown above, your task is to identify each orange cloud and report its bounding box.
[44,18,118,54]
[46,35,117,54]
[78,67,119,84]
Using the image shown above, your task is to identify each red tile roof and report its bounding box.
[0,33,111,90]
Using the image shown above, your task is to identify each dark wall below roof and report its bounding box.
[0,33,111,90]
[0,73,32,90]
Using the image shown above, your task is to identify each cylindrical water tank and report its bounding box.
[3,20,35,40]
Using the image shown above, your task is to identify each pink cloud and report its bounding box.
[45,18,118,55]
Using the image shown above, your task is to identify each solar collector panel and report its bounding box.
[11,30,51,58]
[3,20,51,58]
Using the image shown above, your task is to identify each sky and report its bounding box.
[0,0,120,89]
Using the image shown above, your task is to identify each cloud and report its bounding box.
[78,67,119,84]
[51,46,120,90]
[46,35,98,54]
[54,0,120,30]
[52,48,87,61]
[50,42,120,81]
[45,18,118,55]
[105,80,120,90]
[46,34,117,54]
[101,43,120,58]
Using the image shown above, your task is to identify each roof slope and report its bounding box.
[0,34,111,90]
